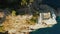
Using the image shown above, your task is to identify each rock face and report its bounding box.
[2,15,33,34]
[38,12,57,26]
[37,4,57,29]
[2,12,57,34]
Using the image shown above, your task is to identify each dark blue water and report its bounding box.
[30,16,60,34]
[42,0,60,8]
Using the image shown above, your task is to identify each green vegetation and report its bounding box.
[20,0,34,7]
[0,26,4,32]
[30,16,38,23]
[30,17,37,23]
[12,10,16,16]
[21,0,27,6]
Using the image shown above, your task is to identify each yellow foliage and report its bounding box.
[29,0,34,3]
[21,0,27,6]
[12,10,16,16]
[0,26,4,32]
